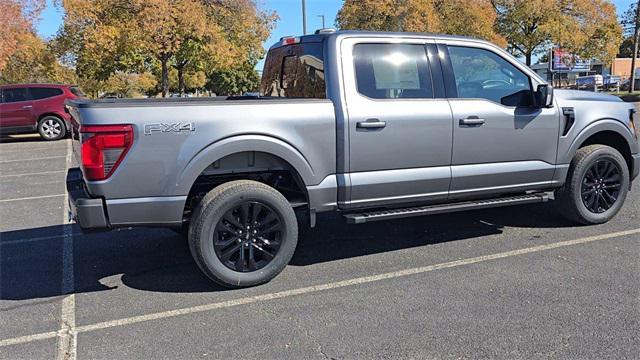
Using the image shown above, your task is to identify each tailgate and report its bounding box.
[66,103,82,165]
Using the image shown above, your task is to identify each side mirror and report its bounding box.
[535,84,554,108]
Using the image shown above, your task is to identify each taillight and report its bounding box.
[80,125,133,181]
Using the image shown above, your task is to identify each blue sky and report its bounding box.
[36,0,636,66]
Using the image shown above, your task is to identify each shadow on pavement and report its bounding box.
[0,202,576,301]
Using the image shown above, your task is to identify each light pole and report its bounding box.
[631,1,640,93]
[302,0,307,35]
[317,15,325,29]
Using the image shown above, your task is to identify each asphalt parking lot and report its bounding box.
[0,133,638,359]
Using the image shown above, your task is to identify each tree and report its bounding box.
[57,0,276,97]
[0,0,45,71]
[0,33,76,84]
[208,62,260,95]
[336,0,504,45]
[493,0,622,66]
[137,0,229,97]
[618,37,636,58]
[104,71,156,98]
[57,0,147,82]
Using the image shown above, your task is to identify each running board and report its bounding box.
[344,192,551,224]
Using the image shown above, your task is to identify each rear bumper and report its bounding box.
[67,167,186,229]
[66,168,110,230]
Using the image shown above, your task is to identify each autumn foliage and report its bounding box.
[0,0,44,72]
[336,0,505,46]
[337,0,621,66]
[0,0,629,94]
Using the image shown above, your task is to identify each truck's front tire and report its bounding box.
[188,180,298,288]
[556,145,629,225]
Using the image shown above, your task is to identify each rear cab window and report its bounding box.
[261,41,326,98]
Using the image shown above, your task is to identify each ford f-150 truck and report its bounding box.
[66,30,640,288]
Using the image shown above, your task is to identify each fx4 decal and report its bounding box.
[144,122,195,135]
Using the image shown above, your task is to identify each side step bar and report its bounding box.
[344,192,551,224]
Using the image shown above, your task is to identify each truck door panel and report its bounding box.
[440,43,560,198]
[341,38,453,208]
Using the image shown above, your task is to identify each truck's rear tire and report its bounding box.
[556,145,629,225]
[188,180,298,288]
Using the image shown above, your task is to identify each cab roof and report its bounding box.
[268,29,482,50]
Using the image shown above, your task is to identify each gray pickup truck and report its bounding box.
[66,30,640,287]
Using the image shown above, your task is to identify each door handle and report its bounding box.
[22,105,33,109]
[357,119,387,129]
[459,117,485,126]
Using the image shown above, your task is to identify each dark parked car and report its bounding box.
[0,84,84,140]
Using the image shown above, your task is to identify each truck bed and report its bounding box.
[65,97,337,206]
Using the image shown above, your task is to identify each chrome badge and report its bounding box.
[144,122,195,135]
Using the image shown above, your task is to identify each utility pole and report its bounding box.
[302,0,307,35]
[317,15,325,29]
[630,0,640,93]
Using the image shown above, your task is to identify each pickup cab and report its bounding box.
[66,30,640,287]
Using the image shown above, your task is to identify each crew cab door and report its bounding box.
[0,87,34,128]
[438,42,560,199]
[341,38,453,208]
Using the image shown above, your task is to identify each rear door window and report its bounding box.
[353,44,433,99]
[30,87,63,100]
[2,88,30,103]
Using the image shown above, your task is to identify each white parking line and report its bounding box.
[0,156,67,164]
[0,156,66,164]
[0,194,65,203]
[0,170,66,178]
[0,227,638,348]
[0,147,67,154]
[56,140,77,360]
[0,234,66,246]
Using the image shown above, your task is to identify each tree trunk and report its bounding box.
[630,1,640,93]
[178,66,185,97]
[161,56,169,98]
[525,51,532,66]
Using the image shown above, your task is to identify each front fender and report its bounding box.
[175,134,317,195]
[560,119,638,165]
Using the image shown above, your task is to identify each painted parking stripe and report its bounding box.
[0,170,66,178]
[0,234,66,246]
[0,227,638,348]
[56,139,76,360]
[0,194,64,203]
[0,156,66,164]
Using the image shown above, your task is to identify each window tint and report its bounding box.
[30,87,63,100]
[353,44,433,99]
[261,42,325,98]
[2,88,29,103]
[448,46,532,106]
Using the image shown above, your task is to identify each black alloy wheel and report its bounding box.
[213,201,283,272]
[581,159,622,214]
[556,144,629,225]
